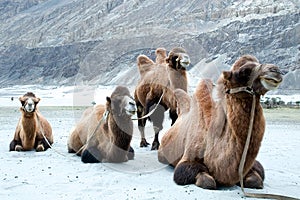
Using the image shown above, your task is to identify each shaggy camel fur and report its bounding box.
[68,86,137,163]
[158,55,283,189]
[9,92,53,152]
[134,47,190,150]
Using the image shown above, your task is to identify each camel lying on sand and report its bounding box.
[158,55,283,189]
[68,86,137,163]
[134,47,190,150]
[9,92,53,152]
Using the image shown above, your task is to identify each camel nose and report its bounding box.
[180,54,190,67]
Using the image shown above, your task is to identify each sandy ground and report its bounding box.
[0,104,300,200]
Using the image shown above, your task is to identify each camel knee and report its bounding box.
[157,151,169,164]
[195,172,216,190]
[242,161,265,189]
[15,145,24,151]
[243,171,264,189]
[9,140,20,151]
[128,146,135,160]
[81,148,101,163]
[173,160,208,185]
[252,160,265,181]
[36,144,45,152]
[35,138,51,151]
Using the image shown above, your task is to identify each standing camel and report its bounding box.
[134,47,190,150]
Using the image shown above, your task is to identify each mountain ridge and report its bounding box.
[0,0,299,94]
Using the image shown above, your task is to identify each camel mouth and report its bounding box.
[180,61,190,69]
[177,54,190,69]
[25,108,34,113]
[260,75,282,90]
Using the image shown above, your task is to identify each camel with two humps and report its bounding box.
[68,86,137,163]
[134,47,190,150]
[158,55,283,189]
[9,92,53,152]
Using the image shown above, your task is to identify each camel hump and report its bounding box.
[231,55,259,71]
[174,89,191,115]
[137,55,155,76]
[196,79,214,96]
[155,48,167,64]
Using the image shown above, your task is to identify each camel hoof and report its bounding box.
[195,173,217,190]
[244,171,263,189]
[128,146,135,160]
[140,138,150,147]
[151,141,160,150]
[36,144,45,152]
[15,145,23,151]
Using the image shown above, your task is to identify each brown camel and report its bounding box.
[9,92,53,152]
[158,55,283,189]
[68,86,137,163]
[134,47,190,150]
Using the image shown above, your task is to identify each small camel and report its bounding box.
[158,55,283,189]
[9,92,53,152]
[134,47,190,150]
[68,86,137,163]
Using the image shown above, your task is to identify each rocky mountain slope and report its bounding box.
[0,0,299,94]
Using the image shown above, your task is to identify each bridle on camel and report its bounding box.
[227,86,298,200]
[131,91,164,121]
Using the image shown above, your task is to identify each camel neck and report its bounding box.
[108,114,133,151]
[168,68,187,91]
[225,95,264,163]
[21,112,37,140]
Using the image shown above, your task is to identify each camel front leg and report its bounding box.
[35,136,52,152]
[9,139,23,151]
[174,159,217,189]
[137,103,149,147]
[150,104,165,150]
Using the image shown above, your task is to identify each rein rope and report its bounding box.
[36,109,109,157]
[35,113,66,157]
[131,91,164,121]
[227,86,299,200]
[74,110,109,155]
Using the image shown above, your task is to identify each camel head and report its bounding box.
[106,86,137,118]
[166,47,190,70]
[19,92,40,113]
[223,55,283,96]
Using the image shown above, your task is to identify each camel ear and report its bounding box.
[222,71,232,80]
[33,97,40,104]
[106,97,111,103]
[174,89,190,115]
[19,96,26,105]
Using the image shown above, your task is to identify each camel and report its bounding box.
[67,86,137,163]
[158,55,283,189]
[134,47,190,150]
[9,92,53,152]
